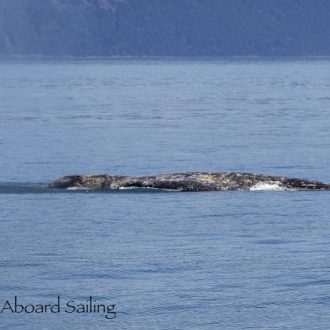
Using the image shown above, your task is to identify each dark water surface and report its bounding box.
[1,59,330,329]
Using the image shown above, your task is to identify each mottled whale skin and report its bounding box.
[47,172,330,191]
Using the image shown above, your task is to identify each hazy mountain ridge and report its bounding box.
[1,0,330,57]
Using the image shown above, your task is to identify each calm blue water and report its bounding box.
[0,59,330,329]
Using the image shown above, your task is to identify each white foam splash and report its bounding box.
[119,186,178,191]
[66,186,91,191]
[119,186,139,190]
[250,182,286,191]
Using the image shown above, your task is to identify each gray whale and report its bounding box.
[47,172,330,191]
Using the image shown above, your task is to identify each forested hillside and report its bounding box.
[1,0,330,57]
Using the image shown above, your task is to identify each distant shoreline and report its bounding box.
[2,55,330,62]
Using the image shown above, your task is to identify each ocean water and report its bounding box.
[0,59,330,329]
